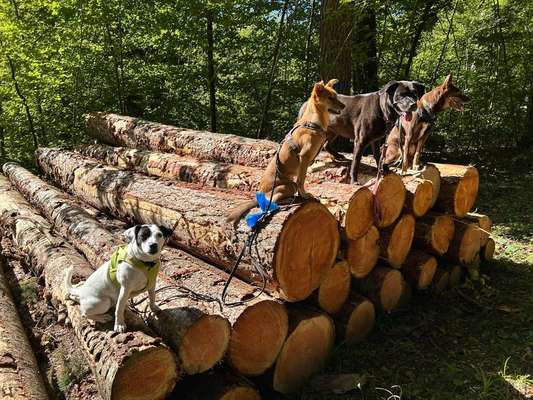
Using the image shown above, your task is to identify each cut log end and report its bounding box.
[179,315,231,375]
[384,214,415,268]
[403,251,437,289]
[273,312,335,394]
[481,238,495,262]
[220,387,262,400]
[113,347,178,400]
[431,269,450,295]
[431,215,456,255]
[418,164,441,208]
[447,264,463,288]
[228,300,288,376]
[453,168,479,217]
[318,261,351,314]
[344,187,374,239]
[344,298,375,345]
[448,223,481,265]
[276,201,339,301]
[379,269,403,311]
[374,173,406,228]
[466,212,492,246]
[409,179,433,217]
[346,225,380,278]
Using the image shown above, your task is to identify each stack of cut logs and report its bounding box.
[0,112,495,400]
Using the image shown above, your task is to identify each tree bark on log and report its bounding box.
[445,220,481,265]
[0,176,178,400]
[430,163,479,218]
[379,214,415,268]
[353,265,403,312]
[76,144,374,240]
[84,112,279,168]
[3,163,289,376]
[177,369,261,400]
[334,295,375,345]
[480,238,495,263]
[0,258,49,400]
[344,225,380,278]
[35,148,340,302]
[412,212,455,256]
[431,268,449,295]
[464,212,492,247]
[401,250,437,290]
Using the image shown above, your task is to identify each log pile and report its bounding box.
[0,112,496,399]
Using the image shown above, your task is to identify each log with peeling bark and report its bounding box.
[76,144,374,240]
[177,369,261,400]
[313,260,351,315]
[465,212,492,247]
[344,225,380,278]
[272,306,335,394]
[413,212,455,256]
[0,258,49,400]
[430,163,479,218]
[353,265,403,312]
[85,112,278,167]
[401,250,437,290]
[3,163,289,377]
[480,238,495,262]
[334,295,375,345]
[379,214,415,268]
[35,148,340,302]
[402,177,433,217]
[446,220,481,265]
[0,175,178,400]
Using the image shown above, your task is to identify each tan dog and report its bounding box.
[384,74,470,172]
[227,80,345,223]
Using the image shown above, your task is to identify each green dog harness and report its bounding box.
[108,245,160,292]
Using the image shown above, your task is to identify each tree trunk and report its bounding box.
[0,176,178,400]
[35,148,340,302]
[352,6,378,93]
[177,369,261,400]
[272,306,335,394]
[206,9,217,132]
[320,0,352,94]
[403,2,435,79]
[430,163,479,218]
[334,295,375,345]
[417,164,441,208]
[257,0,289,138]
[412,212,455,256]
[402,250,437,290]
[75,144,374,240]
[0,258,49,400]
[379,214,415,268]
[303,0,318,96]
[3,163,289,376]
[344,225,380,278]
[445,220,481,265]
[353,265,403,312]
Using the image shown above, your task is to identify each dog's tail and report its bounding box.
[63,266,80,302]
[226,199,258,224]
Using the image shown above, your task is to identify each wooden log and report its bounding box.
[77,144,374,240]
[0,258,49,400]
[413,212,455,256]
[480,238,495,262]
[417,164,441,208]
[314,260,351,315]
[353,265,403,312]
[84,112,278,168]
[35,148,340,302]
[3,163,289,377]
[177,370,261,400]
[446,220,481,265]
[401,250,437,290]
[446,264,463,288]
[344,226,380,278]
[465,212,492,247]
[272,307,335,394]
[402,177,433,217]
[431,268,450,295]
[379,214,415,268]
[334,295,375,345]
[430,163,479,218]
[0,176,178,400]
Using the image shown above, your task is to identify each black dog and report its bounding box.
[299,80,425,184]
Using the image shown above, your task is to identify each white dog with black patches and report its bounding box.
[64,224,172,332]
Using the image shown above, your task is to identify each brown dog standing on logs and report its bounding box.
[384,74,470,172]
[227,80,345,223]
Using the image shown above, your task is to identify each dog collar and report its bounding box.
[417,99,436,123]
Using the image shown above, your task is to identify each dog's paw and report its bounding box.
[113,322,127,333]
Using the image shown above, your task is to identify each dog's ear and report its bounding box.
[158,225,174,238]
[381,80,399,97]
[313,81,326,96]
[413,81,425,99]
[124,225,141,242]
[325,79,339,88]
[443,74,452,87]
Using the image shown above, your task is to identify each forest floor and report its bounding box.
[300,152,533,400]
